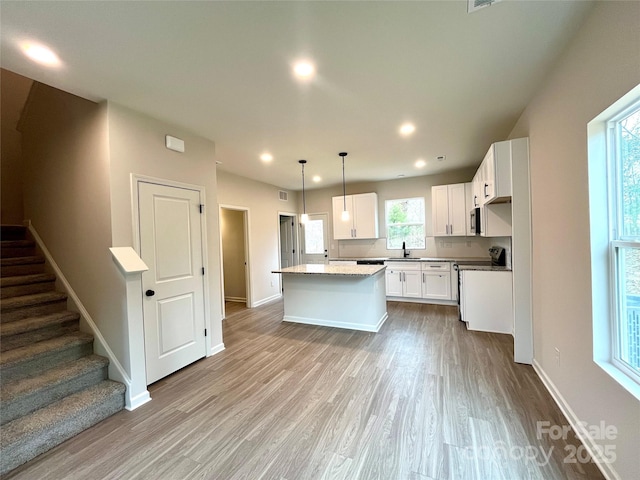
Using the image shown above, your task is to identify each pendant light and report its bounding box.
[339,152,350,221]
[299,160,309,224]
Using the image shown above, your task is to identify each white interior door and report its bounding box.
[280,216,296,267]
[139,182,206,385]
[301,213,328,264]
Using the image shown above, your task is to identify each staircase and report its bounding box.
[0,225,125,475]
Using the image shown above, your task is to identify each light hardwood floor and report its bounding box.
[5,300,604,480]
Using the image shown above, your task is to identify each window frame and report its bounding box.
[384,197,426,250]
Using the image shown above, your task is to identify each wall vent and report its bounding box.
[278,190,289,201]
[468,0,502,13]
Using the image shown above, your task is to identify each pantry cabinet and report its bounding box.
[332,193,378,240]
[431,183,467,236]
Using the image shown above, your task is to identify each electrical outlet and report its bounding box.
[555,347,560,367]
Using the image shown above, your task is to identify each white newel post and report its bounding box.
[109,247,152,410]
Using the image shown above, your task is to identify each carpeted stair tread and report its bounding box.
[0,311,79,338]
[0,240,34,248]
[0,291,67,313]
[0,225,27,241]
[0,256,44,266]
[1,355,109,425]
[1,273,56,288]
[0,332,93,369]
[0,380,126,475]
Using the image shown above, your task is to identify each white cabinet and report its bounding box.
[385,262,422,298]
[460,270,513,334]
[478,141,512,205]
[481,203,512,237]
[332,193,378,240]
[432,183,467,236]
[421,262,452,300]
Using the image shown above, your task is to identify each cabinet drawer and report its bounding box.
[385,261,420,270]
[421,262,450,271]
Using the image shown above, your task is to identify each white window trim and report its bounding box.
[588,83,640,401]
[385,197,426,250]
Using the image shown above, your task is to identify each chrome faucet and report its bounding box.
[402,241,410,258]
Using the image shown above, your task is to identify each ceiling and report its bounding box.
[0,1,594,191]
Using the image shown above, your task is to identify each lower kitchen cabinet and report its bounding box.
[460,270,513,334]
[385,262,422,298]
[421,262,451,300]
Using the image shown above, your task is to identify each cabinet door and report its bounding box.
[403,270,422,298]
[332,196,353,239]
[385,269,403,296]
[482,147,495,202]
[448,183,467,236]
[472,172,482,208]
[431,185,450,236]
[353,193,378,239]
[422,272,451,300]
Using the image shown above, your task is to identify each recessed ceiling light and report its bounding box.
[21,42,61,67]
[293,61,316,80]
[415,159,426,168]
[312,175,321,183]
[260,153,273,162]
[399,123,416,137]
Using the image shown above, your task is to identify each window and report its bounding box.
[385,197,425,250]
[303,218,324,254]
[609,101,640,379]
[589,84,640,400]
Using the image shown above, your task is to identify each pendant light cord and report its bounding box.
[302,163,306,214]
[340,152,347,211]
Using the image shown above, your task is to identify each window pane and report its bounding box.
[385,197,425,249]
[618,247,640,371]
[304,219,324,254]
[619,107,640,238]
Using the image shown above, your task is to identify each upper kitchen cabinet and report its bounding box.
[479,141,513,204]
[332,192,379,240]
[432,183,467,236]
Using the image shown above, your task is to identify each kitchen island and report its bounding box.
[271,264,387,332]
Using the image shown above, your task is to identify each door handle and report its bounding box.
[145,289,155,297]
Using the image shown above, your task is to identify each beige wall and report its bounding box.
[19,83,128,367]
[216,170,299,305]
[106,102,223,348]
[304,167,495,259]
[509,2,640,478]
[221,208,247,301]
[1,69,33,224]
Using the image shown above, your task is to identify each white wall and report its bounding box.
[216,170,299,306]
[221,208,247,301]
[107,102,223,352]
[304,167,496,260]
[509,2,640,478]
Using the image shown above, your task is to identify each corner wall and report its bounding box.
[509,2,640,478]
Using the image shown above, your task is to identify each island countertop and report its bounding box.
[272,264,386,277]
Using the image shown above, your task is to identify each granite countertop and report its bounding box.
[272,264,386,277]
[330,256,492,263]
[457,265,512,272]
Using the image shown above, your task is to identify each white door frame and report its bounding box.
[131,174,214,378]
[278,211,299,269]
[219,204,252,318]
[300,212,330,264]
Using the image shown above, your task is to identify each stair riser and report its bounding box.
[1,247,36,258]
[1,365,108,425]
[0,387,125,475]
[1,342,93,385]
[0,227,27,241]
[1,300,67,323]
[1,281,56,299]
[1,264,45,277]
[1,321,79,352]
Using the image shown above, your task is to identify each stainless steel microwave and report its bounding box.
[470,207,481,235]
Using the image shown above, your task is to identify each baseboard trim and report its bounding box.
[209,342,225,356]
[283,312,388,333]
[251,293,282,308]
[224,296,247,303]
[27,222,148,411]
[532,359,620,480]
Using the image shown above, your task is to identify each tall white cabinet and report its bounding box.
[332,193,379,240]
[431,183,467,236]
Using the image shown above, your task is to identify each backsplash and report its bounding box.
[335,236,499,259]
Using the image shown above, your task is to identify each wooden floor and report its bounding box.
[5,300,604,480]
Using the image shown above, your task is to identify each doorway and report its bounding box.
[301,213,329,264]
[279,213,298,268]
[220,206,250,317]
